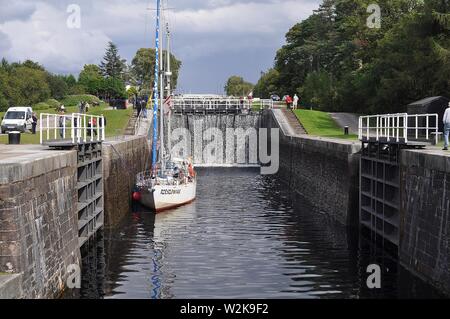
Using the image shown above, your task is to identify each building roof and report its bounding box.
[408,96,449,106]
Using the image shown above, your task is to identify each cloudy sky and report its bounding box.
[0,0,321,93]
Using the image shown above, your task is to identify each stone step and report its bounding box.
[281,109,307,135]
[124,110,139,135]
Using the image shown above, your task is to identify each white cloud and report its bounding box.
[173,1,316,34]
[0,1,110,74]
[0,0,321,91]
[0,0,37,22]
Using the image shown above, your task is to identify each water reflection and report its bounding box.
[74,168,442,299]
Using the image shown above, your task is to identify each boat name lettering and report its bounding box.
[161,189,182,195]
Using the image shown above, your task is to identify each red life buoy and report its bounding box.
[132,192,142,201]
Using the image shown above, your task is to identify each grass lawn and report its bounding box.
[0,103,133,145]
[294,109,358,140]
[90,106,133,137]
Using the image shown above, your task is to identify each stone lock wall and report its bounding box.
[103,136,150,228]
[400,149,450,295]
[0,150,80,298]
[262,110,361,226]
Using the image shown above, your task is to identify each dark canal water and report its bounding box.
[73,168,442,299]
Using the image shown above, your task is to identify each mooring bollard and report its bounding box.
[8,131,21,145]
[344,126,349,136]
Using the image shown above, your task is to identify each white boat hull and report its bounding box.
[139,180,197,212]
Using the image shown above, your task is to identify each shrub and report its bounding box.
[45,98,60,109]
[33,102,51,110]
[62,94,101,107]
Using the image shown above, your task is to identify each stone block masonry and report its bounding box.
[262,110,361,226]
[400,148,450,295]
[0,136,150,298]
[0,145,80,298]
[264,109,450,295]
[102,136,150,228]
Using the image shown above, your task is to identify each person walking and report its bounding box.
[142,100,148,119]
[137,99,142,117]
[443,102,450,151]
[31,112,38,135]
[286,95,293,109]
[293,94,299,110]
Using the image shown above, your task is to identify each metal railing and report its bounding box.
[134,109,143,135]
[358,113,439,144]
[171,97,274,113]
[40,113,106,144]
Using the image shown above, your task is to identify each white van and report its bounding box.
[1,107,34,133]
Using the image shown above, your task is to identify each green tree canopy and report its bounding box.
[5,66,51,106]
[0,58,79,111]
[46,74,69,100]
[224,76,254,97]
[253,69,280,98]
[255,0,450,113]
[99,41,127,79]
[131,48,182,94]
[79,64,104,95]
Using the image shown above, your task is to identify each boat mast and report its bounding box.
[151,0,161,176]
[159,0,165,173]
[166,22,172,158]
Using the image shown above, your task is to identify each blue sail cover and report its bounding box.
[151,0,161,173]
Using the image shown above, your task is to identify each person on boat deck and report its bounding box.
[173,166,180,178]
[188,163,195,178]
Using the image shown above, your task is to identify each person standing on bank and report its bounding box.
[443,102,450,151]
[31,112,38,135]
[58,107,66,138]
[285,95,293,109]
[293,94,299,110]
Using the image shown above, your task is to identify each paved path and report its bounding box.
[330,113,360,135]
[0,274,22,299]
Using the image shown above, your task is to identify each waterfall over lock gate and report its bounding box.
[163,114,262,166]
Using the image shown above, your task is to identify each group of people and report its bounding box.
[136,98,148,118]
[58,103,105,139]
[77,101,90,114]
[284,94,300,110]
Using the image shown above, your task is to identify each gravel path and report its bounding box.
[330,113,360,135]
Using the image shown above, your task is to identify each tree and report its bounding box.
[0,68,9,110]
[253,69,280,98]
[21,60,46,71]
[0,58,77,110]
[79,64,104,95]
[256,0,450,114]
[127,86,138,99]
[64,74,77,88]
[131,48,182,94]
[99,77,127,100]
[47,74,69,100]
[99,42,126,79]
[6,66,51,106]
[300,71,336,110]
[224,76,254,97]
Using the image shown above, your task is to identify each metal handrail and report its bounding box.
[40,112,106,144]
[358,113,439,144]
[134,109,144,135]
[171,97,274,111]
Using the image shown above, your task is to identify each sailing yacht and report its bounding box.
[133,0,197,213]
